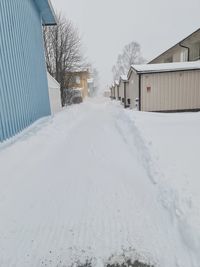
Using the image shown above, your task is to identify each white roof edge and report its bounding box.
[131,61,200,74]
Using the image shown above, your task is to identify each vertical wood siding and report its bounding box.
[129,71,139,109]
[114,85,118,99]
[141,70,200,111]
[0,0,50,142]
[110,87,114,98]
[119,82,124,100]
[190,42,200,60]
[124,82,130,106]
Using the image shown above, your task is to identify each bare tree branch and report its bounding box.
[112,41,146,81]
[43,13,85,106]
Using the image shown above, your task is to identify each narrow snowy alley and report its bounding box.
[0,99,197,267]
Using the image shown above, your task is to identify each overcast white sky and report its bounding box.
[51,0,200,90]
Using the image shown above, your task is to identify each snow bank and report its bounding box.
[126,110,200,266]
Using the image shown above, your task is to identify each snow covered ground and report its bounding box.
[0,98,199,267]
[128,110,200,266]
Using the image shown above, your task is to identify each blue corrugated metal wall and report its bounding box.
[0,0,51,142]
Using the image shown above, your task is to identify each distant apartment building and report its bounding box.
[65,70,90,99]
[150,28,200,64]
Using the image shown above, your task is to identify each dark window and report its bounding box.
[147,86,151,92]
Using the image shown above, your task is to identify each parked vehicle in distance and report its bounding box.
[64,88,83,106]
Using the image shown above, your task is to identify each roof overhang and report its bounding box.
[34,0,57,26]
[127,67,135,80]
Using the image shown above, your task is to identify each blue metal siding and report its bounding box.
[0,0,51,142]
[34,0,57,25]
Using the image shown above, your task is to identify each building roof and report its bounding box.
[66,67,90,73]
[131,61,200,74]
[115,80,119,86]
[149,28,200,63]
[120,75,128,81]
[118,75,128,85]
[34,0,57,26]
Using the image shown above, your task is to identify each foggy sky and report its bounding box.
[51,0,200,90]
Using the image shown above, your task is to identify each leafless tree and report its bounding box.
[112,41,146,81]
[43,13,84,106]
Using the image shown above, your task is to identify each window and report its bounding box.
[164,56,173,63]
[180,49,188,62]
[70,76,76,83]
[76,76,81,84]
[147,86,151,92]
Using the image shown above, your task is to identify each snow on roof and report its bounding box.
[131,61,200,74]
[115,80,119,86]
[87,78,94,83]
[120,75,128,81]
[67,67,89,73]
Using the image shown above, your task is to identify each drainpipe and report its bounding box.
[117,85,119,100]
[179,43,190,61]
[124,82,126,108]
[138,74,141,111]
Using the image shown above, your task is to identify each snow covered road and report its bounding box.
[0,98,198,266]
